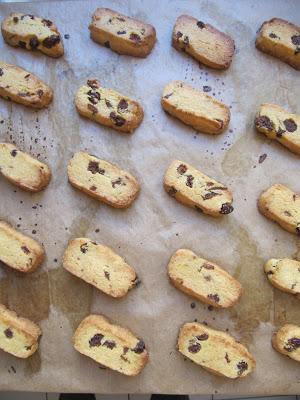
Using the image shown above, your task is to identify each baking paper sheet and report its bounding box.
[0,0,300,394]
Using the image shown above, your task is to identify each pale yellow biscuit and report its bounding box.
[75,79,143,133]
[258,184,300,235]
[89,8,156,58]
[164,160,233,217]
[0,142,51,191]
[0,304,41,358]
[264,258,300,298]
[177,322,255,379]
[161,81,230,134]
[0,61,53,108]
[168,249,242,308]
[63,238,137,298]
[256,18,300,70]
[172,15,235,69]
[272,324,300,362]
[255,103,300,155]
[1,13,63,58]
[73,314,149,376]
[68,151,140,208]
[0,220,44,273]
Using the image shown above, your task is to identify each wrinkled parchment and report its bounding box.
[0,0,300,394]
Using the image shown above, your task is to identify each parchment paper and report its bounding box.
[0,0,300,394]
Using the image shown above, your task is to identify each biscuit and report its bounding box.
[264,258,300,298]
[164,160,233,217]
[168,249,242,308]
[0,220,44,273]
[0,143,51,191]
[177,322,255,379]
[75,79,143,133]
[0,304,41,358]
[0,61,53,108]
[258,184,300,235]
[161,81,230,134]
[255,104,300,155]
[172,15,235,69]
[256,18,300,70]
[63,238,137,298]
[272,324,300,362]
[73,314,149,376]
[89,8,156,58]
[67,152,140,208]
[1,13,63,58]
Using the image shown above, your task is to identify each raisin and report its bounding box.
[255,115,274,131]
[177,164,187,174]
[43,35,60,48]
[87,79,100,89]
[269,32,278,39]
[203,263,214,270]
[237,361,248,375]
[202,192,220,200]
[118,99,128,111]
[87,104,98,114]
[168,187,177,197]
[188,343,201,353]
[112,177,123,188]
[176,31,183,39]
[18,41,27,49]
[132,340,145,354]
[203,85,212,92]
[196,334,209,340]
[29,37,39,49]
[37,90,44,98]
[285,337,300,352]
[186,175,194,188]
[104,41,110,48]
[276,127,285,137]
[295,47,300,55]
[10,150,17,157]
[105,99,112,108]
[117,30,126,35]
[21,14,34,20]
[207,293,220,303]
[110,112,126,127]
[88,161,105,175]
[117,17,125,22]
[183,36,189,46]
[164,92,173,99]
[90,185,97,191]
[13,16,19,23]
[284,210,292,217]
[0,68,3,76]
[225,352,231,363]
[80,243,88,253]
[104,271,110,280]
[4,328,13,338]
[21,246,30,254]
[103,340,116,349]
[87,90,100,104]
[129,33,141,43]
[197,21,205,29]
[291,35,300,45]
[89,333,103,347]
[259,153,267,164]
[42,19,52,27]
[220,203,234,214]
[283,119,297,132]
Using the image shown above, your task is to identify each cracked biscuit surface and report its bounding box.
[89,8,156,57]
[1,13,63,57]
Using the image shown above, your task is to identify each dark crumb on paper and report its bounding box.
[95,228,100,233]
[64,34,70,39]
[190,302,196,309]
[259,153,267,164]
[208,305,214,311]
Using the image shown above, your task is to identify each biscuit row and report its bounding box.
[1,10,300,70]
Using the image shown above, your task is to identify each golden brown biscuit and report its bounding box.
[73,314,149,376]
[177,322,255,378]
[172,15,235,69]
[0,142,51,191]
[0,304,41,358]
[272,324,300,362]
[255,104,300,155]
[161,81,230,134]
[67,152,140,208]
[0,220,44,273]
[264,258,300,298]
[1,13,63,58]
[89,8,156,58]
[75,79,143,133]
[0,61,53,108]
[258,184,300,235]
[256,18,300,70]
[63,238,138,298]
[164,160,233,217]
[168,249,242,308]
